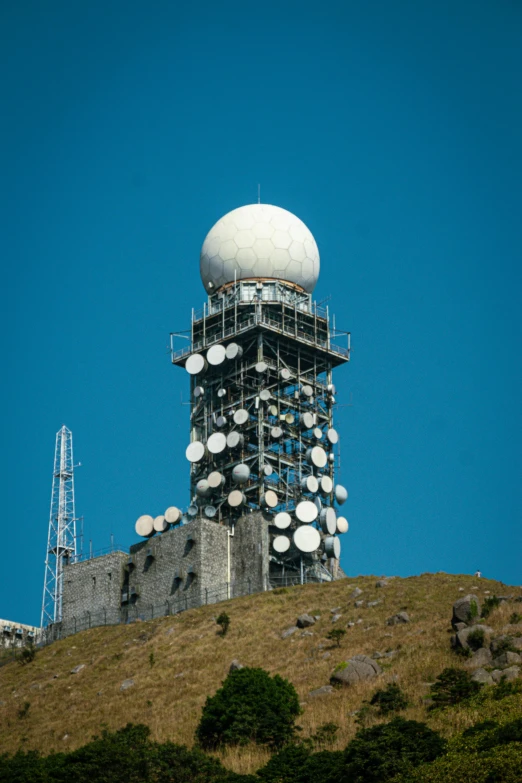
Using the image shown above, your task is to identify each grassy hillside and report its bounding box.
[1,572,521,775]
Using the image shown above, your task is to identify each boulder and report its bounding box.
[367,600,382,608]
[454,622,468,632]
[120,679,135,691]
[350,588,363,599]
[467,647,493,668]
[297,614,316,628]
[511,638,522,651]
[309,685,334,697]
[281,626,298,639]
[70,664,85,675]
[492,666,520,684]
[491,635,522,654]
[354,600,364,608]
[492,651,521,669]
[330,655,382,687]
[229,660,243,672]
[386,612,410,626]
[452,594,481,628]
[454,624,493,651]
[471,668,494,685]
[375,580,388,588]
[331,614,342,623]
[301,631,314,637]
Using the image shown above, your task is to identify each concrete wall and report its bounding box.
[62,551,128,623]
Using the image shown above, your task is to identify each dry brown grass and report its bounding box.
[0,573,520,775]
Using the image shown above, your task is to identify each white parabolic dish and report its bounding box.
[293,525,321,553]
[135,515,154,537]
[200,203,320,294]
[164,506,181,523]
[295,500,318,523]
[207,344,226,365]
[274,511,291,529]
[337,516,349,533]
[186,441,206,462]
[273,535,291,553]
[207,432,227,454]
[153,515,168,533]
[185,353,206,375]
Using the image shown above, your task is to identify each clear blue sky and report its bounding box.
[2,1,520,625]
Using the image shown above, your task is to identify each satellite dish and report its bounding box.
[301,384,313,397]
[135,514,154,537]
[261,490,278,508]
[324,535,341,559]
[293,525,321,553]
[307,446,327,468]
[334,484,348,505]
[194,385,205,398]
[196,479,211,497]
[228,490,246,507]
[217,388,227,398]
[314,496,323,514]
[207,432,227,454]
[164,506,181,524]
[327,383,336,394]
[268,405,278,417]
[320,507,337,535]
[300,412,314,430]
[232,463,250,484]
[186,441,206,462]
[233,409,249,426]
[272,535,290,553]
[185,353,207,375]
[262,463,273,476]
[187,504,198,517]
[274,511,291,529]
[227,431,244,449]
[328,452,335,463]
[259,389,271,402]
[207,471,225,489]
[271,426,283,439]
[327,428,339,444]
[320,475,333,495]
[153,515,168,533]
[225,342,243,360]
[295,500,318,523]
[301,475,319,493]
[215,415,227,428]
[336,516,349,533]
[255,361,268,373]
[285,412,295,425]
[204,505,217,518]
[313,427,323,439]
[280,368,291,380]
[207,344,226,365]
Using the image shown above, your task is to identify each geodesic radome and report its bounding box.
[200,204,320,294]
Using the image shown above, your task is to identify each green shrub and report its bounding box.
[395,743,522,783]
[17,702,30,720]
[344,717,447,782]
[481,595,500,619]
[428,668,481,710]
[196,667,300,749]
[493,677,522,700]
[17,645,36,665]
[469,599,479,620]
[478,717,522,750]
[509,612,521,624]
[257,745,345,783]
[493,636,517,655]
[369,682,409,715]
[216,612,230,636]
[462,720,498,737]
[466,629,485,652]
[310,722,339,747]
[326,629,346,647]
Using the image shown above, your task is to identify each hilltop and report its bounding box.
[0,572,521,776]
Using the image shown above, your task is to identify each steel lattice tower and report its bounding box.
[41,426,78,627]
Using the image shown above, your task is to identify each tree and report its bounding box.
[429,668,481,710]
[326,629,346,648]
[196,667,301,749]
[216,612,230,636]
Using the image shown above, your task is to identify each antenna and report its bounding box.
[257,183,261,204]
[41,426,79,627]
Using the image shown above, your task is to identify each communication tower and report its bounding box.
[164,203,351,581]
[41,425,79,626]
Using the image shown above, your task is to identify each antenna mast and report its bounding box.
[41,426,78,627]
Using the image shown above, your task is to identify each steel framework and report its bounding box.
[41,426,78,627]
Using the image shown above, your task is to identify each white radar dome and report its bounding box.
[200,204,320,294]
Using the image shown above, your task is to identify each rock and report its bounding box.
[62,734,69,741]
[174,672,185,679]
[297,614,316,628]
[301,631,314,637]
[386,612,410,626]
[372,651,384,659]
[376,580,388,588]
[30,683,41,690]
[281,626,298,639]
[309,685,334,697]
[367,600,382,608]
[53,674,59,679]
[467,647,493,668]
[350,588,363,598]
[454,622,468,632]
[70,664,85,675]
[314,615,321,621]
[471,668,494,685]
[454,624,493,651]
[330,655,382,687]
[510,638,522,651]
[229,660,243,672]
[356,619,363,624]
[97,691,103,696]
[492,666,520,683]
[120,678,135,691]
[322,652,331,660]
[346,622,355,628]
[492,651,521,669]
[331,614,342,623]
[384,650,398,658]
[354,600,364,608]
[330,607,341,613]
[452,594,481,628]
